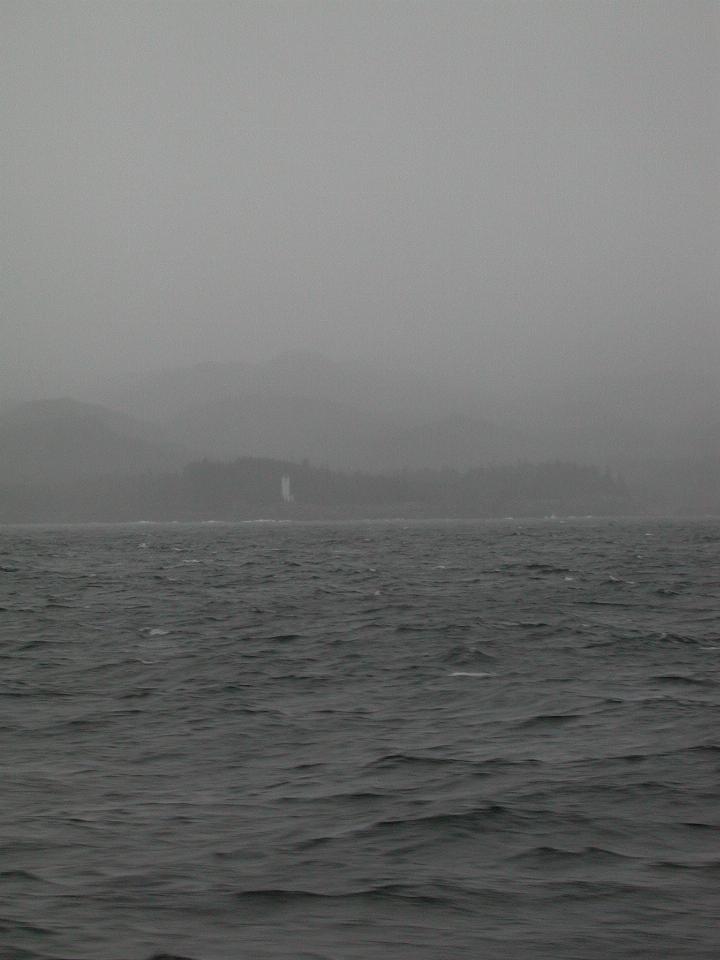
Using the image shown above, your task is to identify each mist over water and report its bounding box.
[3,2,718,505]
[3,4,719,958]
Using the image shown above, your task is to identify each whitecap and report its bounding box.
[449,671,493,678]
[148,627,170,637]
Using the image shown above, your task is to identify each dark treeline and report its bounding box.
[0,456,646,522]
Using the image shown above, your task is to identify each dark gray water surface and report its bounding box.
[1,520,719,959]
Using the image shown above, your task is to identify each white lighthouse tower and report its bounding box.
[281,474,294,503]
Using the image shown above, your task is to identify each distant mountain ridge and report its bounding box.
[82,352,537,471]
[161,393,533,471]
[85,353,719,467]
[0,398,188,484]
[2,354,717,494]
[88,352,497,425]
[0,392,529,486]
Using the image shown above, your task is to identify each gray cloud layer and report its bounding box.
[4,1,718,400]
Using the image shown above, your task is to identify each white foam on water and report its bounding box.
[148,627,170,636]
[449,671,493,678]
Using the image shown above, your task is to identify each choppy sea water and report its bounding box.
[1,519,719,960]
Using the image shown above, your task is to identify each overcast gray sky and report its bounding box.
[4,0,718,399]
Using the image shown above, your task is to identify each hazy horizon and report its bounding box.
[4,10,720,958]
